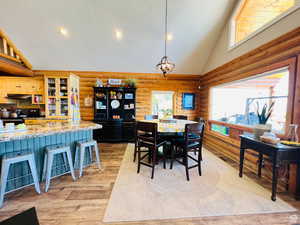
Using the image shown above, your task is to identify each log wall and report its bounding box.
[199,27,300,192]
[34,70,201,121]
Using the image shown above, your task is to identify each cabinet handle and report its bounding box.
[16,85,21,88]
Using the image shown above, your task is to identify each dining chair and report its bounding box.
[173,115,188,120]
[195,117,206,124]
[170,122,205,181]
[144,115,158,120]
[136,121,167,179]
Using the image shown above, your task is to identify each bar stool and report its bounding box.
[0,150,41,207]
[75,140,101,178]
[42,144,76,192]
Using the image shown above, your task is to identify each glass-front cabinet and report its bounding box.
[45,76,70,118]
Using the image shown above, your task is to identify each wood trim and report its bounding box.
[0,53,21,63]
[0,56,33,76]
[34,70,201,81]
[0,29,32,70]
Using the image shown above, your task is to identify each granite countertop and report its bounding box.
[24,117,66,120]
[0,121,102,142]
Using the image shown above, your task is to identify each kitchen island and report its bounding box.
[0,121,102,192]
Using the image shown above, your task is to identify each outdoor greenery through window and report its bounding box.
[152,91,174,118]
[210,67,290,134]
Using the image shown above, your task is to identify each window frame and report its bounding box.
[208,57,297,137]
[228,0,300,50]
[151,90,175,116]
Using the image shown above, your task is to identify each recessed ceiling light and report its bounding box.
[59,27,69,37]
[167,33,173,41]
[115,29,123,41]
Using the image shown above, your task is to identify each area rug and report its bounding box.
[103,144,296,222]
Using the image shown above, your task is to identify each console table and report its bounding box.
[239,135,300,201]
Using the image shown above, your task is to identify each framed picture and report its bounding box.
[108,79,122,85]
[182,93,195,110]
[125,93,134,99]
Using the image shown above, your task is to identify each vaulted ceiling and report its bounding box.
[0,0,236,75]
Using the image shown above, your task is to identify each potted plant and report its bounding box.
[124,79,137,88]
[253,102,274,139]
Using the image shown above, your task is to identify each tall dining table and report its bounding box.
[139,119,198,157]
[140,119,197,135]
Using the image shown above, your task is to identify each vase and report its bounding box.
[286,124,299,142]
[253,124,272,140]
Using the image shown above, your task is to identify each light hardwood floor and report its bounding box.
[0,143,300,225]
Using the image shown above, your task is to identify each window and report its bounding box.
[210,67,290,134]
[229,0,300,48]
[152,91,174,118]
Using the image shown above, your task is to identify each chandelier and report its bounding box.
[156,0,175,76]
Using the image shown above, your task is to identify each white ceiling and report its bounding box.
[0,0,236,75]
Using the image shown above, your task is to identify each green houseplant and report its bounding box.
[124,79,137,88]
[253,102,274,139]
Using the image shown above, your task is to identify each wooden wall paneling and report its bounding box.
[35,70,201,121]
[200,27,300,195]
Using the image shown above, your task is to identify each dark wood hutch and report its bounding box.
[93,87,136,142]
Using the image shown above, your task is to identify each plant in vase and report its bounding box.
[253,102,274,139]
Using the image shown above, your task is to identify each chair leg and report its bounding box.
[28,155,41,194]
[45,153,54,192]
[93,143,101,169]
[62,151,68,170]
[137,144,141,173]
[163,145,166,169]
[42,153,48,181]
[184,150,190,181]
[199,147,203,161]
[0,161,10,207]
[198,149,202,176]
[66,149,76,181]
[133,141,137,162]
[170,145,176,169]
[79,145,85,178]
[151,149,157,179]
[74,144,79,169]
[88,146,93,163]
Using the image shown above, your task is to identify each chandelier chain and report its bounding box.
[164,0,168,57]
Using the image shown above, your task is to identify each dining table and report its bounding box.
[140,119,197,135]
[139,119,197,156]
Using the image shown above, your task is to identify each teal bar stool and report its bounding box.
[0,150,41,207]
[75,140,101,178]
[42,144,76,192]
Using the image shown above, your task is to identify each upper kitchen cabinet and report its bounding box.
[0,29,33,76]
[45,74,80,120]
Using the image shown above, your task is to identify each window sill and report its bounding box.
[208,120,286,139]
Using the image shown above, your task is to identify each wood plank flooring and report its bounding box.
[0,143,300,225]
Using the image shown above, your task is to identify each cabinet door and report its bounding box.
[45,76,70,118]
[45,77,58,117]
[57,77,69,117]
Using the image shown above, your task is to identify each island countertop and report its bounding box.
[0,121,102,142]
